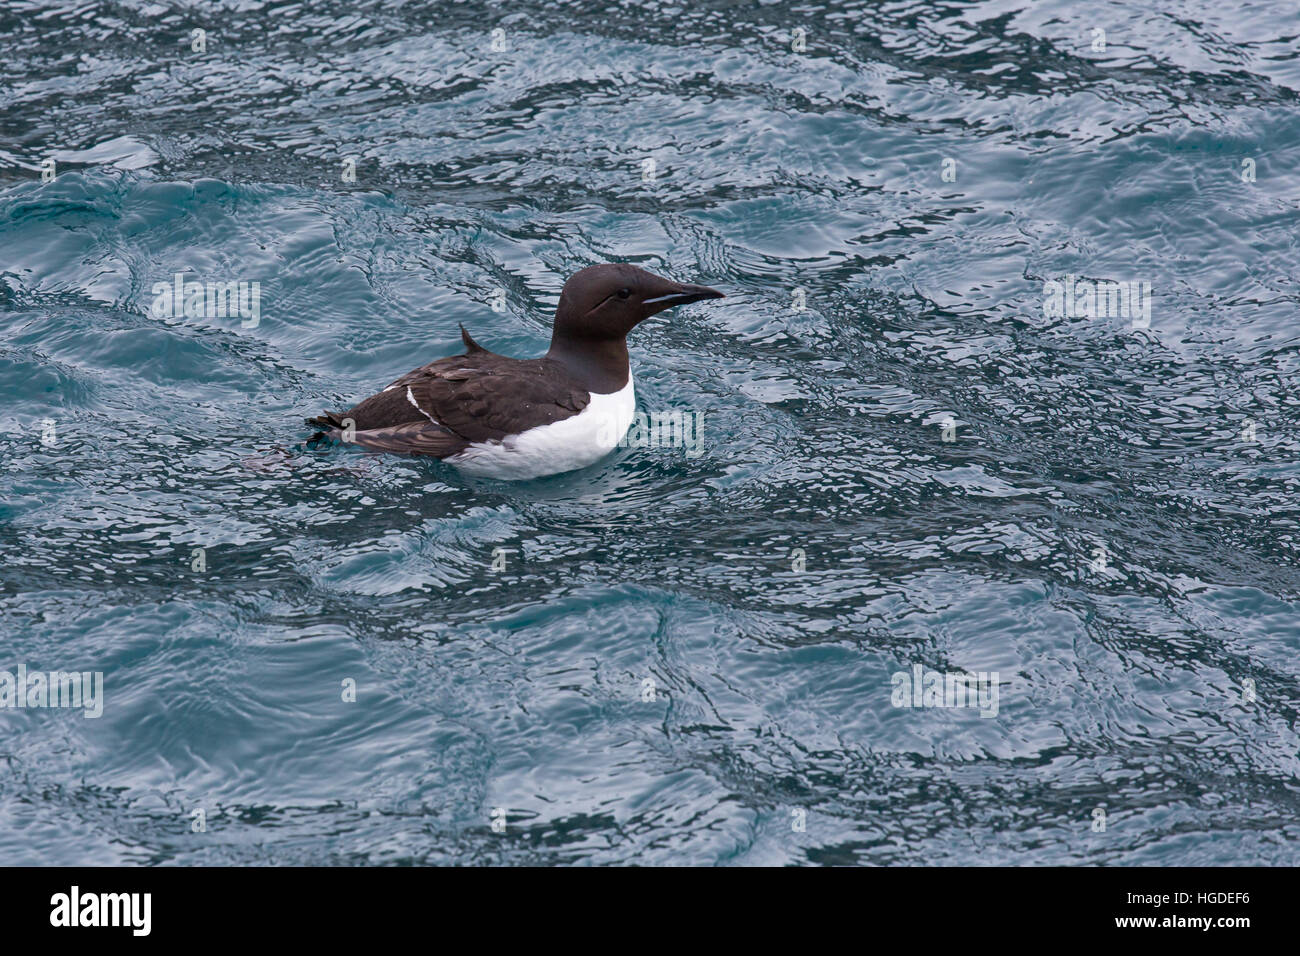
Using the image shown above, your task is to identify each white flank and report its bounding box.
[445,376,635,480]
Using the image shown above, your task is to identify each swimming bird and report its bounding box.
[308,263,724,480]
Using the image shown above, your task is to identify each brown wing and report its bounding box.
[309,348,590,458]
[392,355,590,443]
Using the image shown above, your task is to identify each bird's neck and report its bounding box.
[546,334,630,395]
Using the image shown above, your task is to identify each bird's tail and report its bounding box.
[305,411,345,446]
[306,411,344,429]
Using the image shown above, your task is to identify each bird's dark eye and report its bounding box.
[616,288,631,300]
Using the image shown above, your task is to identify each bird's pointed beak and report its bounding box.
[641,281,725,317]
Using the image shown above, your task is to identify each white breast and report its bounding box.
[444,376,635,480]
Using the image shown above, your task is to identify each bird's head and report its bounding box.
[552,263,724,342]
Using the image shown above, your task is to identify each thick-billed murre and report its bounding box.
[308,263,724,480]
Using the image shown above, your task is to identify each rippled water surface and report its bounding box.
[2,0,1300,865]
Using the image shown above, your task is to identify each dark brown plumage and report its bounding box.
[307,263,723,465]
[308,327,591,457]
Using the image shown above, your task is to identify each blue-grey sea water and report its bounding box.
[2,0,1299,866]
